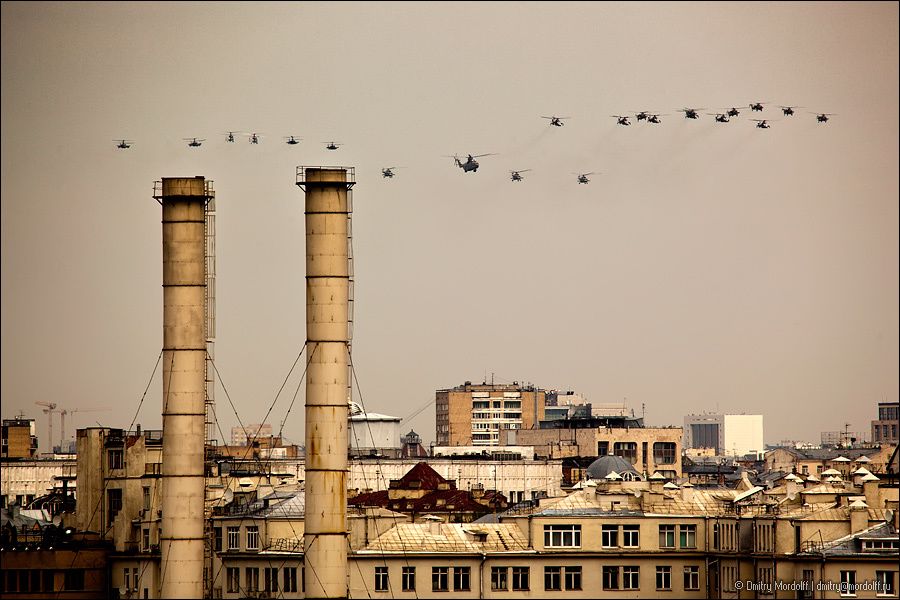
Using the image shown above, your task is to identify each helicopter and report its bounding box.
[612,115,631,126]
[725,107,741,117]
[224,131,238,143]
[448,153,495,173]
[646,114,665,124]
[184,137,204,147]
[541,116,569,127]
[812,113,834,123]
[752,119,772,129]
[750,101,768,111]
[510,169,531,182]
[114,139,133,149]
[779,106,802,116]
[679,108,704,119]
[634,110,657,121]
[249,133,261,144]
[574,172,595,184]
[381,167,403,178]
[284,136,301,145]
[708,113,730,123]
[324,142,342,150]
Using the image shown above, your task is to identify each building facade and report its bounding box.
[436,381,546,446]
[230,423,273,447]
[1,418,38,459]
[872,402,899,445]
[504,422,683,479]
[683,413,764,457]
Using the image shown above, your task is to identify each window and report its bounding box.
[653,442,677,464]
[453,567,471,591]
[375,567,389,592]
[680,524,697,549]
[876,570,895,597]
[264,568,279,593]
[108,449,124,469]
[142,528,150,551]
[283,567,297,593]
[622,524,640,547]
[801,570,815,600]
[712,523,720,550]
[245,567,259,592]
[142,486,150,511]
[491,567,508,591]
[226,568,239,593]
[107,489,123,526]
[840,571,856,598]
[132,568,138,592]
[602,525,619,548]
[64,570,85,591]
[598,441,609,456]
[614,441,638,463]
[659,524,676,548]
[684,566,700,591]
[226,526,239,551]
[544,566,561,591]
[402,567,415,592]
[656,566,672,590]
[564,566,582,591]
[624,566,640,590]
[512,567,529,591]
[125,568,130,594]
[759,567,773,595]
[246,526,259,550]
[544,524,581,548]
[432,567,448,592]
[213,527,222,552]
[603,566,620,590]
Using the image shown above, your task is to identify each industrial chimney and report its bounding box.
[297,167,354,598]
[154,176,213,599]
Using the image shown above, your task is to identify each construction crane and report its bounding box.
[59,407,110,450]
[35,401,58,452]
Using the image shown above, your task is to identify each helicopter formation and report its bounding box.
[114,102,833,184]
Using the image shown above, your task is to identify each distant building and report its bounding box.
[230,423,272,446]
[349,462,507,522]
[400,430,429,458]
[436,381,546,446]
[503,414,683,478]
[683,413,764,457]
[349,410,401,458]
[1,417,38,459]
[872,401,899,445]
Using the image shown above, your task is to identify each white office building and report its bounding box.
[683,413,764,457]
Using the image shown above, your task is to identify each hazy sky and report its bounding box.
[2,2,897,451]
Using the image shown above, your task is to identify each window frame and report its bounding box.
[512,566,530,591]
[623,566,640,590]
[402,566,416,592]
[374,566,389,593]
[656,566,672,591]
[544,566,562,591]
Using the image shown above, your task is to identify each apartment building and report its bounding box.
[349,475,899,599]
[872,401,899,445]
[503,416,683,478]
[1,417,38,459]
[435,381,546,446]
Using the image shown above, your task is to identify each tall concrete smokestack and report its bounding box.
[154,176,212,599]
[297,167,354,599]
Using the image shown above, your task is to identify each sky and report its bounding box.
[2,1,898,452]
